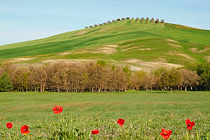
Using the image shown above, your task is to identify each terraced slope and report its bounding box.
[0,19,210,71]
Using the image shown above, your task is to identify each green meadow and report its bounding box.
[0,20,210,69]
[1,91,210,139]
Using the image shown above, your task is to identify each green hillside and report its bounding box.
[1,19,210,71]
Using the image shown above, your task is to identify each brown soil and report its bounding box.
[168,43,182,48]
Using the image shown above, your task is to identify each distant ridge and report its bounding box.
[85,17,164,29]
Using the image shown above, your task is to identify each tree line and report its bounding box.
[0,61,209,92]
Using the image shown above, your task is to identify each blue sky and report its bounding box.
[1,0,210,45]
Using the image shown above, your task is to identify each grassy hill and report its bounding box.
[1,19,210,71]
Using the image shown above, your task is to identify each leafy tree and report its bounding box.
[179,69,200,91]
[1,61,16,75]
[196,62,210,90]
[0,72,13,92]
[135,70,148,90]
[160,69,182,93]
[97,60,106,66]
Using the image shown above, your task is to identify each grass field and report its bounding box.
[1,91,210,139]
[0,20,210,71]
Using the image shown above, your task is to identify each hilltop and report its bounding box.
[0,18,210,71]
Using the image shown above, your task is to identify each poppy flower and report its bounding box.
[91,129,99,134]
[186,119,195,130]
[21,125,30,134]
[117,118,125,127]
[6,123,13,129]
[52,106,63,114]
[160,129,172,139]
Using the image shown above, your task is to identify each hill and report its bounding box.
[0,18,210,71]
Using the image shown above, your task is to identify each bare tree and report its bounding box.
[179,69,200,91]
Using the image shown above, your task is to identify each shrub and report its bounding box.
[151,18,154,23]
[135,17,139,23]
[140,17,144,23]
[0,72,13,92]
[155,18,159,23]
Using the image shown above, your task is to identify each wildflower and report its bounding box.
[160,129,172,139]
[52,106,63,114]
[186,119,195,130]
[6,123,13,129]
[117,118,125,127]
[21,125,30,134]
[91,129,99,134]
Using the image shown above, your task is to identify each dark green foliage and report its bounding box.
[0,72,13,92]
[155,18,159,23]
[123,65,131,76]
[197,62,210,89]
[97,60,106,66]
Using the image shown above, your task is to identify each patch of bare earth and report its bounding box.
[168,52,195,60]
[11,58,35,62]
[91,45,118,54]
[59,45,118,56]
[168,43,182,48]
[189,48,198,52]
[198,47,210,53]
[205,56,210,61]
[122,47,139,51]
[75,31,87,35]
[176,53,195,60]
[138,48,153,50]
[189,46,210,53]
[122,59,183,70]
[59,52,73,55]
[165,38,179,43]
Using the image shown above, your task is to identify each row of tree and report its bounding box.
[0,61,209,92]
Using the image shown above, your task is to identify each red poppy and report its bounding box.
[117,118,125,127]
[160,129,172,139]
[186,119,195,130]
[91,129,99,134]
[20,125,30,134]
[6,123,13,129]
[52,106,63,114]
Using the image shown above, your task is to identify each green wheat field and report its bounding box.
[1,90,210,139]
